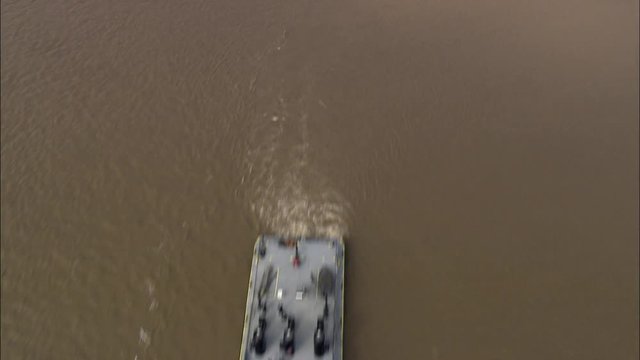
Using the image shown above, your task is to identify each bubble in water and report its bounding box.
[139,327,151,348]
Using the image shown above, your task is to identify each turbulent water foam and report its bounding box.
[242,98,349,239]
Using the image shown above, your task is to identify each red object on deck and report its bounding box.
[293,242,301,267]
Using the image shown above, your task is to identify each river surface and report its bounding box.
[1,0,638,359]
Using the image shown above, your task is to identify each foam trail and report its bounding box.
[242,100,349,239]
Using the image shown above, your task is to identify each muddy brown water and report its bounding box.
[1,0,638,358]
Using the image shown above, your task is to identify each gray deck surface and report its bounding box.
[240,236,344,360]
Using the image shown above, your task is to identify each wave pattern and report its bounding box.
[241,85,349,239]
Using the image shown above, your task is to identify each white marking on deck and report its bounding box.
[274,267,280,298]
